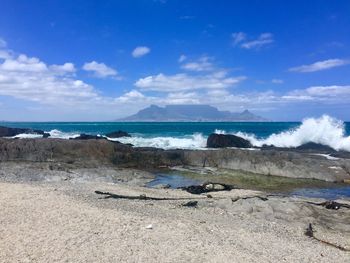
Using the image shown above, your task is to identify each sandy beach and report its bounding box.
[1,175,349,262]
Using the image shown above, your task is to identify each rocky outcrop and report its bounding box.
[0,126,49,138]
[207,133,252,148]
[105,130,131,138]
[296,142,335,152]
[0,138,349,182]
[70,134,106,140]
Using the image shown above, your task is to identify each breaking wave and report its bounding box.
[111,133,207,150]
[234,115,350,151]
[48,129,80,139]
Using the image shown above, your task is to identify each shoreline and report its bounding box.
[0,137,349,182]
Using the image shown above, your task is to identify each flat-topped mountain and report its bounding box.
[117,105,266,121]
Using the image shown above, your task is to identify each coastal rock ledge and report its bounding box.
[0,138,349,182]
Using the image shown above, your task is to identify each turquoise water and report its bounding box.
[0,121,306,138]
[1,121,349,138]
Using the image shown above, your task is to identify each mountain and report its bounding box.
[117,105,266,122]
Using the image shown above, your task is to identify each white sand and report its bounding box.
[0,181,349,262]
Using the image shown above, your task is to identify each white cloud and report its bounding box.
[0,38,6,48]
[232,32,274,50]
[82,61,118,78]
[132,46,151,58]
[289,59,349,73]
[241,33,274,49]
[180,56,214,72]
[287,85,350,97]
[178,54,187,63]
[0,52,99,105]
[135,72,246,92]
[231,32,246,46]
[272,79,284,84]
[50,62,76,74]
[115,90,145,103]
[164,92,200,104]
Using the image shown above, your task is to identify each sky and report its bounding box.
[0,0,350,121]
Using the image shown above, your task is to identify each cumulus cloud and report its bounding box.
[135,72,246,92]
[289,59,349,73]
[50,63,76,74]
[0,51,99,105]
[232,32,274,50]
[82,61,118,78]
[132,46,151,58]
[115,90,146,103]
[180,56,214,72]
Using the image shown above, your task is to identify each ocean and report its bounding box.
[1,115,350,151]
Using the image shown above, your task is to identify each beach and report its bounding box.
[0,159,350,262]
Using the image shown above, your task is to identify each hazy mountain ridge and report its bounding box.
[117,105,266,122]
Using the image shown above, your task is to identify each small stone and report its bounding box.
[145,224,153,229]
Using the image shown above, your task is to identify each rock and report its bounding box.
[296,142,335,152]
[105,130,131,138]
[180,182,234,194]
[145,224,153,229]
[204,183,226,191]
[43,133,51,138]
[0,126,47,137]
[182,201,198,207]
[207,133,252,148]
[70,134,106,140]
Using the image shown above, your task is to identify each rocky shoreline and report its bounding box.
[0,137,349,182]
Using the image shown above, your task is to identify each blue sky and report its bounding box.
[0,0,350,121]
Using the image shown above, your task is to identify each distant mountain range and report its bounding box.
[117,105,266,122]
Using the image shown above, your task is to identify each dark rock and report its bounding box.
[0,126,46,137]
[207,133,252,148]
[180,182,234,194]
[182,201,198,207]
[70,134,106,140]
[296,142,335,152]
[105,130,131,138]
[43,133,51,138]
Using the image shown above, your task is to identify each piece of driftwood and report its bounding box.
[307,200,350,210]
[95,191,206,201]
[305,223,350,251]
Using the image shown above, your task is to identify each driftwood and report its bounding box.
[95,191,206,201]
[305,223,350,251]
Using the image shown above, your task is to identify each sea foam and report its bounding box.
[48,129,80,139]
[112,133,207,150]
[234,115,350,151]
